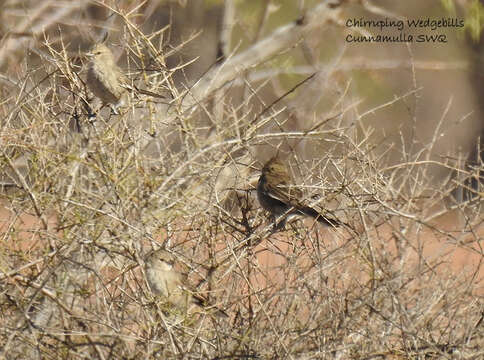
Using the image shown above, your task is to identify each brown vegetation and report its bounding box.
[0,1,482,359]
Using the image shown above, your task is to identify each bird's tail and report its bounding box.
[193,294,229,318]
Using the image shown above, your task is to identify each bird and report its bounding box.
[257,156,341,229]
[86,43,127,111]
[144,249,227,318]
[86,43,171,114]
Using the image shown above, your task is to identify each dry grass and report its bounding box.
[0,1,483,359]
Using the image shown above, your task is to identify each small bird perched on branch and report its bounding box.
[257,156,341,229]
[145,249,227,318]
[86,43,127,111]
[86,43,170,113]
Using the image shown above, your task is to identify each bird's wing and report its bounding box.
[176,279,207,307]
[269,182,304,207]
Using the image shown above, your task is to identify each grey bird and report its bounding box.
[145,249,227,317]
[86,43,171,113]
[86,43,126,109]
